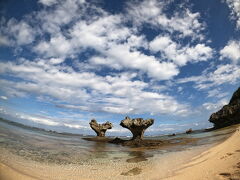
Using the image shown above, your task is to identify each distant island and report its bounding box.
[0,117,84,137]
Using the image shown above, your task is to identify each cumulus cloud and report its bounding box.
[1,0,232,125]
[0,0,212,81]
[34,34,73,58]
[5,19,36,45]
[0,59,189,115]
[149,35,213,66]
[225,0,240,29]
[68,14,179,80]
[126,0,205,39]
[220,40,240,63]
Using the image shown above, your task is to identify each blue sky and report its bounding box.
[0,0,239,136]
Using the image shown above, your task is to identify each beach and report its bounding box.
[0,120,239,180]
[166,126,240,180]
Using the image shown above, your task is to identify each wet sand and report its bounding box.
[0,126,239,180]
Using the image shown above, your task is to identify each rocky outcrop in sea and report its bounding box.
[120,116,154,140]
[89,119,113,137]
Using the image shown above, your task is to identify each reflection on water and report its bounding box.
[0,120,236,165]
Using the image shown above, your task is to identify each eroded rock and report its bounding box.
[186,128,193,134]
[89,119,113,137]
[209,87,240,129]
[120,117,154,140]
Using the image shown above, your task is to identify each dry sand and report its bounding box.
[0,126,239,180]
[164,126,240,180]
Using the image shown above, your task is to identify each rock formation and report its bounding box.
[209,87,240,129]
[89,119,113,137]
[186,128,193,134]
[120,117,154,140]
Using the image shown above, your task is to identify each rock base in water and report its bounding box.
[83,136,198,148]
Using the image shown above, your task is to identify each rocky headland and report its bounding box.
[209,87,240,129]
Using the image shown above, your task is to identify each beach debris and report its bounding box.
[209,87,240,129]
[120,116,154,140]
[89,119,113,137]
[186,128,193,134]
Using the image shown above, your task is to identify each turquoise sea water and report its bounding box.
[0,119,236,166]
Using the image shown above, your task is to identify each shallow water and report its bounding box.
[0,119,236,166]
[0,120,238,180]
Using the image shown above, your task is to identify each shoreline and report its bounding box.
[0,126,239,180]
[164,126,240,180]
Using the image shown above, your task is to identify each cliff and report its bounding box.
[209,87,240,129]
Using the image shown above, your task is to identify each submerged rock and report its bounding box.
[209,87,240,129]
[110,138,164,147]
[89,119,113,137]
[120,116,154,140]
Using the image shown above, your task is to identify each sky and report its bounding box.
[0,0,239,136]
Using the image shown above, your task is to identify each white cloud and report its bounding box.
[6,19,36,45]
[220,40,240,63]
[23,115,60,126]
[203,98,228,111]
[0,35,11,46]
[34,34,73,58]
[0,0,212,82]
[207,89,228,98]
[48,58,65,65]
[126,0,205,39]
[69,15,179,80]
[39,0,57,6]
[149,35,213,66]
[102,44,179,80]
[0,106,94,131]
[178,64,240,89]
[63,123,89,129]
[0,96,8,100]
[225,0,240,29]
[149,36,173,52]
[0,59,188,115]
[37,0,88,34]
[0,0,223,122]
